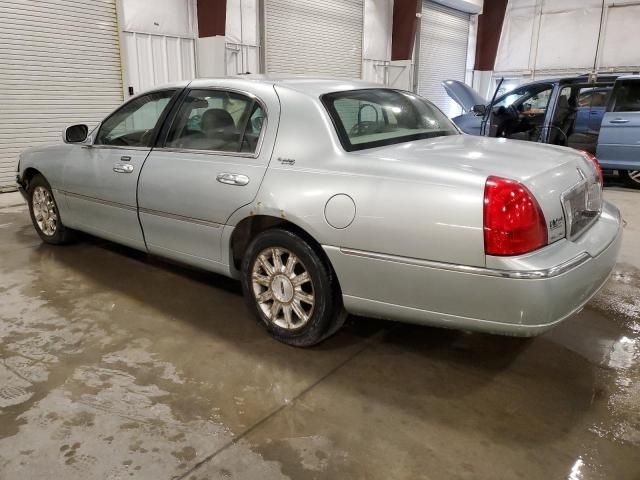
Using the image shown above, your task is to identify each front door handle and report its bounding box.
[217,173,250,186]
[113,163,134,174]
[610,118,630,124]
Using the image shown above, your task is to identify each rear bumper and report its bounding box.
[324,201,623,336]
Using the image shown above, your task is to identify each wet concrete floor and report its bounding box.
[0,188,638,479]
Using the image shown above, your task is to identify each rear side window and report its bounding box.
[322,89,458,152]
[165,89,265,153]
[612,81,640,112]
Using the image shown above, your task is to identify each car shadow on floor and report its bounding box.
[23,228,599,448]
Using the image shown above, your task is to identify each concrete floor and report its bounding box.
[0,186,638,480]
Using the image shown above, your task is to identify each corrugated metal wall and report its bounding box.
[418,1,470,117]
[264,0,364,78]
[0,0,124,190]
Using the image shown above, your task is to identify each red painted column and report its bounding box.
[197,0,226,37]
[474,0,508,71]
[391,0,421,61]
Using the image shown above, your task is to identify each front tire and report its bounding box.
[27,174,73,244]
[241,229,346,347]
[620,170,640,190]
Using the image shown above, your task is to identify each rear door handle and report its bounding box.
[113,163,134,173]
[610,118,630,124]
[217,173,250,186]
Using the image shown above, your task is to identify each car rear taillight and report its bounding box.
[576,149,603,185]
[483,176,548,256]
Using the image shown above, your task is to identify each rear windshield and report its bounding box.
[322,89,459,151]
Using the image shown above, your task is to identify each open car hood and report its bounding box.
[442,80,486,112]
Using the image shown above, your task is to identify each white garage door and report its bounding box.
[264,0,364,79]
[0,0,123,191]
[418,1,470,118]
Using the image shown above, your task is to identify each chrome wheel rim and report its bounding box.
[32,186,58,236]
[251,247,315,330]
[629,170,640,184]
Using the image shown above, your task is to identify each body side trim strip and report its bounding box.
[139,207,222,228]
[59,190,222,229]
[58,189,137,212]
[338,247,592,279]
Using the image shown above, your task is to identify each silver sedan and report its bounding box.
[16,77,623,346]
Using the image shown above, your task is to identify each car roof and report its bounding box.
[188,75,380,96]
[518,73,640,87]
[616,74,640,81]
[144,75,380,98]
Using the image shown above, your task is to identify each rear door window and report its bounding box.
[165,89,265,153]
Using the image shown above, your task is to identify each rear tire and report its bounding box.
[620,170,640,189]
[27,174,73,244]
[241,229,346,347]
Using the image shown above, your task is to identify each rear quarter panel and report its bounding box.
[227,87,486,268]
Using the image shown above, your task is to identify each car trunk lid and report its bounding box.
[353,135,603,244]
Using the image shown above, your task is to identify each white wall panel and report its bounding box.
[225,0,260,75]
[495,0,640,78]
[123,32,195,95]
[599,4,640,69]
[535,7,601,70]
[493,3,535,73]
[121,0,196,37]
[0,0,123,190]
[362,0,393,84]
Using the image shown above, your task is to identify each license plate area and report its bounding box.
[562,177,602,241]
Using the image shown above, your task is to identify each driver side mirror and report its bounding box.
[63,124,89,143]
[471,104,487,116]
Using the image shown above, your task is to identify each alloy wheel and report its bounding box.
[628,170,640,185]
[32,186,58,236]
[251,247,315,330]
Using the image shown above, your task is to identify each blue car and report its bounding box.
[597,75,640,188]
[444,74,640,189]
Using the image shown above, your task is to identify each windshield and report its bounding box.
[322,89,459,151]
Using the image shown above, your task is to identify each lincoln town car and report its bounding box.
[16,77,623,346]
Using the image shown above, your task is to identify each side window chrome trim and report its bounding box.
[153,147,262,159]
[87,145,152,151]
[162,87,269,158]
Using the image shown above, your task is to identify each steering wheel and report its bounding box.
[492,105,520,138]
[349,120,379,136]
[349,103,380,136]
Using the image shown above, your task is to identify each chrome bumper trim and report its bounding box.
[339,248,592,279]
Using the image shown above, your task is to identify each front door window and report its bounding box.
[95,90,175,147]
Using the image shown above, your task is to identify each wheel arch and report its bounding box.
[21,167,43,189]
[229,214,342,292]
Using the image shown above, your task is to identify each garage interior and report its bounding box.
[1,0,639,478]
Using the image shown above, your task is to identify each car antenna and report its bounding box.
[481,77,504,137]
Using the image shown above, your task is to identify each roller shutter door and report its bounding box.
[264,0,363,79]
[0,0,123,191]
[418,1,470,118]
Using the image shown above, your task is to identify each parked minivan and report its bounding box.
[444,74,640,188]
